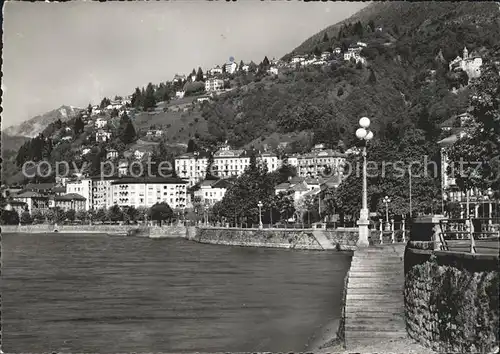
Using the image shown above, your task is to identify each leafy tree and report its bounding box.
[107,205,123,222]
[447,56,500,196]
[1,209,19,225]
[95,208,107,222]
[20,211,32,225]
[65,209,76,222]
[149,202,173,225]
[76,210,88,222]
[31,208,44,223]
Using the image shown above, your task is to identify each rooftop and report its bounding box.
[111,177,188,185]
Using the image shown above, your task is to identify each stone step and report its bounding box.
[346,303,403,311]
[350,269,403,273]
[351,260,403,264]
[345,311,405,318]
[345,330,407,338]
[346,323,405,332]
[346,294,402,301]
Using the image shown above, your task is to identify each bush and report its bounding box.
[20,211,32,225]
[1,210,20,225]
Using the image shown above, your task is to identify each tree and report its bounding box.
[31,209,44,223]
[20,211,32,225]
[1,210,19,225]
[367,68,377,84]
[107,205,123,222]
[196,67,204,82]
[73,116,85,135]
[87,103,93,116]
[239,60,244,72]
[65,209,76,222]
[187,139,197,153]
[149,202,173,225]
[447,56,500,196]
[322,32,329,43]
[122,121,137,145]
[110,108,119,118]
[143,83,157,111]
[131,87,143,109]
[95,208,107,222]
[76,210,88,222]
[100,97,111,109]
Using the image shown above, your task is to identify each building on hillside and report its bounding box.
[82,148,92,155]
[344,46,366,65]
[205,78,225,92]
[61,136,72,142]
[175,91,185,99]
[53,193,86,212]
[109,177,188,209]
[118,160,129,177]
[4,200,28,217]
[209,65,223,76]
[356,42,367,48]
[291,55,306,64]
[258,152,281,172]
[11,191,49,214]
[295,145,346,178]
[320,52,331,60]
[95,118,107,129]
[194,178,233,206]
[190,74,197,82]
[267,66,279,75]
[91,176,117,210]
[241,64,250,72]
[146,129,163,137]
[333,47,342,55]
[96,129,111,143]
[133,148,150,160]
[196,96,211,103]
[448,47,483,79]
[225,61,238,74]
[106,149,119,160]
[173,74,186,83]
[175,152,209,187]
[66,178,92,210]
[213,148,249,178]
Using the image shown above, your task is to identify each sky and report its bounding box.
[2,1,367,129]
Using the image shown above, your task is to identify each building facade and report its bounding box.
[66,178,92,210]
[205,78,224,92]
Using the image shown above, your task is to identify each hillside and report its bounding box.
[3,105,84,138]
[200,2,499,150]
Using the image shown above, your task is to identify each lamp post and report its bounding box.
[355,117,374,247]
[258,201,263,229]
[383,195,391,230]
[487,188,494,224]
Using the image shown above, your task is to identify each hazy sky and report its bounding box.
[2,1,367,129]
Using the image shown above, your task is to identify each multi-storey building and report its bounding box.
[66,178,92,210]
[110,177,188,210]
[175,152,209,187]
[213,148,249,178]
[294,144,346,178]
[91,176,117,210]
[205,78,224,92]
[11,191,49,215]
[53,193,86,212]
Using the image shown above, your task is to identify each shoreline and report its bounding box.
[305,318,344,352]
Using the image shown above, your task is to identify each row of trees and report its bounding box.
[3,202,177,226]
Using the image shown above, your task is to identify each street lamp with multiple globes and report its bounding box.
[258,201,263,229]
[383,195,391,230]
[355,117,374,247]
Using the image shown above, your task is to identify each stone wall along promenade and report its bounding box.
[404,245,499,353]
[196,227,325,250]
[194,227,360,250]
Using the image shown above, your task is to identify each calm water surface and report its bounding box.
[2,233,351,353]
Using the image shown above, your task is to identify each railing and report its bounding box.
[439,217,500,254]
[370,218,410,244]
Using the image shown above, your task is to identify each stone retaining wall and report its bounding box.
[404,246,499,353]
[195,227,324,250]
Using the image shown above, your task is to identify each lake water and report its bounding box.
[1,233,351,353]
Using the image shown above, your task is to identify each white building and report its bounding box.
[344,46,366,65]
[175,91,185,99]
[448,47,483,79]
[66,178,92,210]
[321,52,331,60]
[258,152,281,172]
[110,177,188,210]
[96,130,111,143]
[175,152,209,187]
[91,177,116,210]
[95,118,107,129]
[118,160,129,177]
[173,74,186,83]
[146,129,163,137]
[106,149,119,160]
[224,61,238,74]
[241,64,250,72]
[294,144,346,178]
[291,55,306,64]
[194,178,233,206]
[205,78,224,92]
[268,66,279,75]
[209,65,223,75]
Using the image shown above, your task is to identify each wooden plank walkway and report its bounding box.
[344,244,407,349]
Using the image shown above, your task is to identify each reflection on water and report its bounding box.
[2,233,351,352]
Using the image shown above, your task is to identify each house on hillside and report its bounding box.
[175,91,185,99]
[95,117,107,129]
[173,74,186,83]
[12,191,49,215]
[196,96,211,103]
[106,149,118,160]
[291,55,306,64]
[267,66,279,75]
[241,64,250,72]
[321,52,331,60]
[333,47,342,55]
[194,178,233,206]
[344,45,366,65]
[205,78,224,92]
[209,65,223,76]
[146,129,163,137]
[96,129,111,143]
[448,47,482,79]
[225,61,238,74]
[118,160,129,177]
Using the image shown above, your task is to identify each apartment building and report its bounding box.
[91,176,117,210]
[66,178,92,210]
[175,152,209,187]
[194,178,233,206]
[110,177,188,210]
[295,144,346,178]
